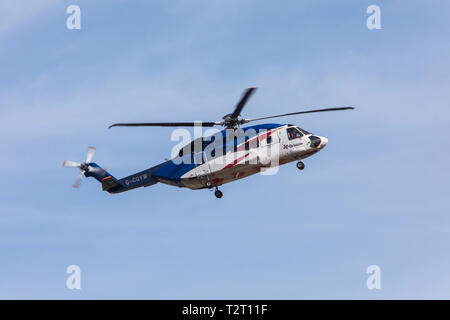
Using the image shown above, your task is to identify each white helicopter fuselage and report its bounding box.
[179,124,328,190]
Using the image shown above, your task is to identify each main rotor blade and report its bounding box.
[85,146,96,163]
[72,171,84,189]
[246,106,354,122]
[230,87,257,119]
[108,122,220,129]
[62,160,81,168]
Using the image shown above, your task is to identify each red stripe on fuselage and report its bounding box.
[223,152,250,169]
[222,128,278,170]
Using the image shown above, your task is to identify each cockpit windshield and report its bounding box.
[297,127,310,135]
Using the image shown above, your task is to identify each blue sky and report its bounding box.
[1,0,450,299]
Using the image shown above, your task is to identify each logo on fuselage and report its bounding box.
[283,142,303,149]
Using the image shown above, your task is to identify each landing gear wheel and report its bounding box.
[296,161,305,170]
[214,189,223,198]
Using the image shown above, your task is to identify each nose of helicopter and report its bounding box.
[309,135,328,149]
[319,136,328,148]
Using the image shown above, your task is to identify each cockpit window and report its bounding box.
[287,127,304,140]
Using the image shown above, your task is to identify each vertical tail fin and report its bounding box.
[84,163,123,193]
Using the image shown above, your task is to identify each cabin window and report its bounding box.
[178,148,183,157]
[233,137,238,152]
[287,127,303,140]
[267,135,272,144]
[244,141,250,151]
[248,138,257,149]
[202,138,213,151]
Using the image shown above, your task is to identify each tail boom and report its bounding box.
[84,163,159,194]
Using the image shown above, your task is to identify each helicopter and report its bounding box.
[63,87,353,198]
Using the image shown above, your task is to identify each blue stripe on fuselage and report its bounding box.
[152,160,196,182]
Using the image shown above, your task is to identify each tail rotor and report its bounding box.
[62,146,96,188]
